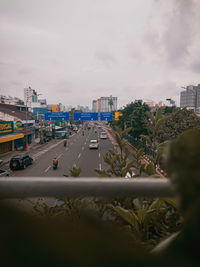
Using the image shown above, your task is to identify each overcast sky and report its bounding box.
[0,0,200,108]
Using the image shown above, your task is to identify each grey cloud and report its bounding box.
[95,49,116,68]
[162,0,197,66]
[144,31,161,52]
[191,61,200,73]
[10,80,22,86]
[51,80,72,94]
[0,0,199,108]
[18,67,34,75]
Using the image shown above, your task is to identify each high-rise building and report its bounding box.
[180,84,200,112]
[92,100,96,112]
[95,95,117,112]
[24,87,38,108]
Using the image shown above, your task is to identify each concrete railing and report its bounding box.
[0,177,175,199]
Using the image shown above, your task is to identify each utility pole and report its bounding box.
[25,98,28,150]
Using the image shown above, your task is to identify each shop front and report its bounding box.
[14,120,36,148]
[0,121,24,154]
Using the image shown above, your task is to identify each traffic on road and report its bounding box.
[1,123,116,177]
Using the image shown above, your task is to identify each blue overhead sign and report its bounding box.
[100,112,113,121]
[44,112,69,121]
[73,112,98,121]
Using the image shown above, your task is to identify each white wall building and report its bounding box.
[96,96,117,112]
[24,87,38,108]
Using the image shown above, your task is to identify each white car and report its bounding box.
[89,140,99,149]
[100,132,107,139]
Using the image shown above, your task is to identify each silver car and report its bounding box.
[89,140,99,149]
[100,132,107,139]
[0,169,9,177]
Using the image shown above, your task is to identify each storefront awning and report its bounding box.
[55,131,68,133]
[0,133,24,143]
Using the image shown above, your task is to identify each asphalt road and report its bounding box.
[9,125,115,177]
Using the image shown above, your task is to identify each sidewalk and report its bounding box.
[0,138,43,166]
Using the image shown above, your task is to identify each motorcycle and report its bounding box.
[53,163,58,170]
[53,159,58,170]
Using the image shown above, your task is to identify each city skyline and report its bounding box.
[0,1,200,108]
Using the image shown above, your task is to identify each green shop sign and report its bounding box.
[0,121,14,136]
[16,120,22,127]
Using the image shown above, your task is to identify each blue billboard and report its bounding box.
[44,112,70,121]
[73,112,98,121]
[100,112,113,121]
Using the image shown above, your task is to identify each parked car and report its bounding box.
[10,154,33,170]
[89,140,99,149]
[0,169,9,176]
[45,136,52,142]
[100,132,107,139]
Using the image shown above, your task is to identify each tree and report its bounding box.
[159,108,200,143]
[140,108,170,174]
[96,126,140,177]
[63,164,82,177]
[115,100,150,139]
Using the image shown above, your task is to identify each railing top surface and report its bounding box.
[0,177,175,198]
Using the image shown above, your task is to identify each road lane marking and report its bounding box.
[57,153,63,159]
[85,142,86,145]
[99,153,101,158]
[45,165,51,173]
[78,153,81,159]
[65,147,69,151]
[99,163,101,170]
[82,146,84,150]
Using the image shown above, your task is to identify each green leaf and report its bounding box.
[156,107,162,121]
[145,162,156,175]
[95,169,112,177]
[140,134,152,145]
[155,146,164,164]
[163,198,177,208]
[146,111,155,124]
[113,206,139,232]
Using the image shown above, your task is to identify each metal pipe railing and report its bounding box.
[0,177,175,199]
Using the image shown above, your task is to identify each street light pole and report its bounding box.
[25,98,28,150]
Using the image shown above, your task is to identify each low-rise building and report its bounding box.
[0,103,36,153]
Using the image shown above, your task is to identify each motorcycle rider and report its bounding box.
[64,139,67,147]
[53,157,58,168]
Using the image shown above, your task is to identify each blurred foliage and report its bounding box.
[159,108,200,143]
[165,129,200,213]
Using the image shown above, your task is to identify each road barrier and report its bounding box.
[0,178,175,199]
